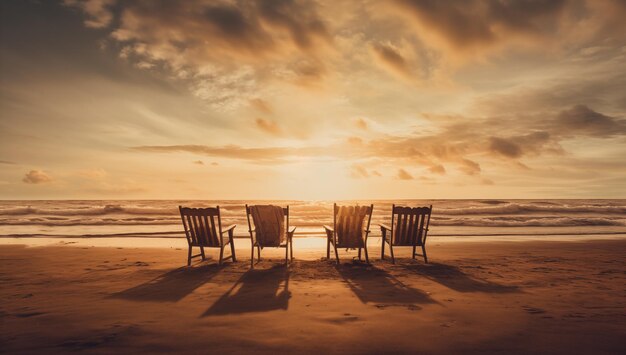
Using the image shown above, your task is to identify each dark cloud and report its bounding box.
[371,43,411,78]
[101,0,330,68]
[555,105,626,137]
[64,0,115,28]
[394,0,568,50]
[256,0,331,50]
[22,170,52,184]
[489,137,523,158]
[488,132,554,158]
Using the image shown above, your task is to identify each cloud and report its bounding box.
[354,118,368,130]
[132,144,330,163]
[256,0,331,50]
[488,132,555,158]
[393,0,568,53]
[68,0,333,108]
[555,104,626,137]
[428,164,446,175]
[64,0,116,28]
[458,159,481,176]
[0,160,16,165]
[249,98,273,114]
[489,137,523,158]
[22,170,52,184]
[350,164,370,179]
[371,42,412,79]
[193,160,204,165]
[77,168,107,180]
[255,118,284,136]
[396,168,414,180]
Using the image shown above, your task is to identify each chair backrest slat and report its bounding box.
[391,205,432,246]
[179,206,221,247]
[407,213,416,245]
[186,214,197,245]
[210,214,219,246]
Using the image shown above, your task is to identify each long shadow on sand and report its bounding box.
[110,264,223,302]
[203,264,290,316]
[402,262,520,293]
[336,263,436,307]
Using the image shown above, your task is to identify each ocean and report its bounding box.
[1,200,625,240]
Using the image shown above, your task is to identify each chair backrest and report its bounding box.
[245,205,289,247]
[333,203,373,248]
[391,205,432,246]
[179,206,222,247]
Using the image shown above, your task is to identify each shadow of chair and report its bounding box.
[402,262,520,293]
[336,263,436,307]
[203,264,290,316]
[110,264,223,302]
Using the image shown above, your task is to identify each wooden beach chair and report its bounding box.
[323,203,374,264]
[380,205,432,263]
[179,206,236,266]
[246,204,296,268]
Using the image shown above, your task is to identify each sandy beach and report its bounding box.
[2,238,625,354]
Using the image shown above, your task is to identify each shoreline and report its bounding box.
[1,234,626,255]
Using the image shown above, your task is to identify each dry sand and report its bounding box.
[1,238,625,354]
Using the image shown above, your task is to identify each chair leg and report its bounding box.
[364,245,369,264]
[381,237,385,260]
[326,238,330,259]
[257,245,261,259]
[187,246,192,266]
[219,246,224,265]
[358,248,362,261]
[200,247,205,261]
[290,238,294,261]
[230,237,237,262]
[422,245,428,263]
[333,243,340,265]
[250,242,254,268]
[390,244,395,264]
[412,245,417,259]
[285,243,289,265]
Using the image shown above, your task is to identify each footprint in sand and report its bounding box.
[324,314,360,324]
[522,306,546,314]
[15,311,46,318]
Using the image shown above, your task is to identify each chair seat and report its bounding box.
[190,236,232,247]
[385,234,423,246]
[256,241,289,248]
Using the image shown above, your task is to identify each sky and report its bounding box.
[1,0,625,200]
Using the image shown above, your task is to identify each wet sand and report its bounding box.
[1,239,625,354]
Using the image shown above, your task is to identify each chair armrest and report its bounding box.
[221,224,236,234]
[380,223,391,231]
[288,226,297,234]
[323,225,334,233]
